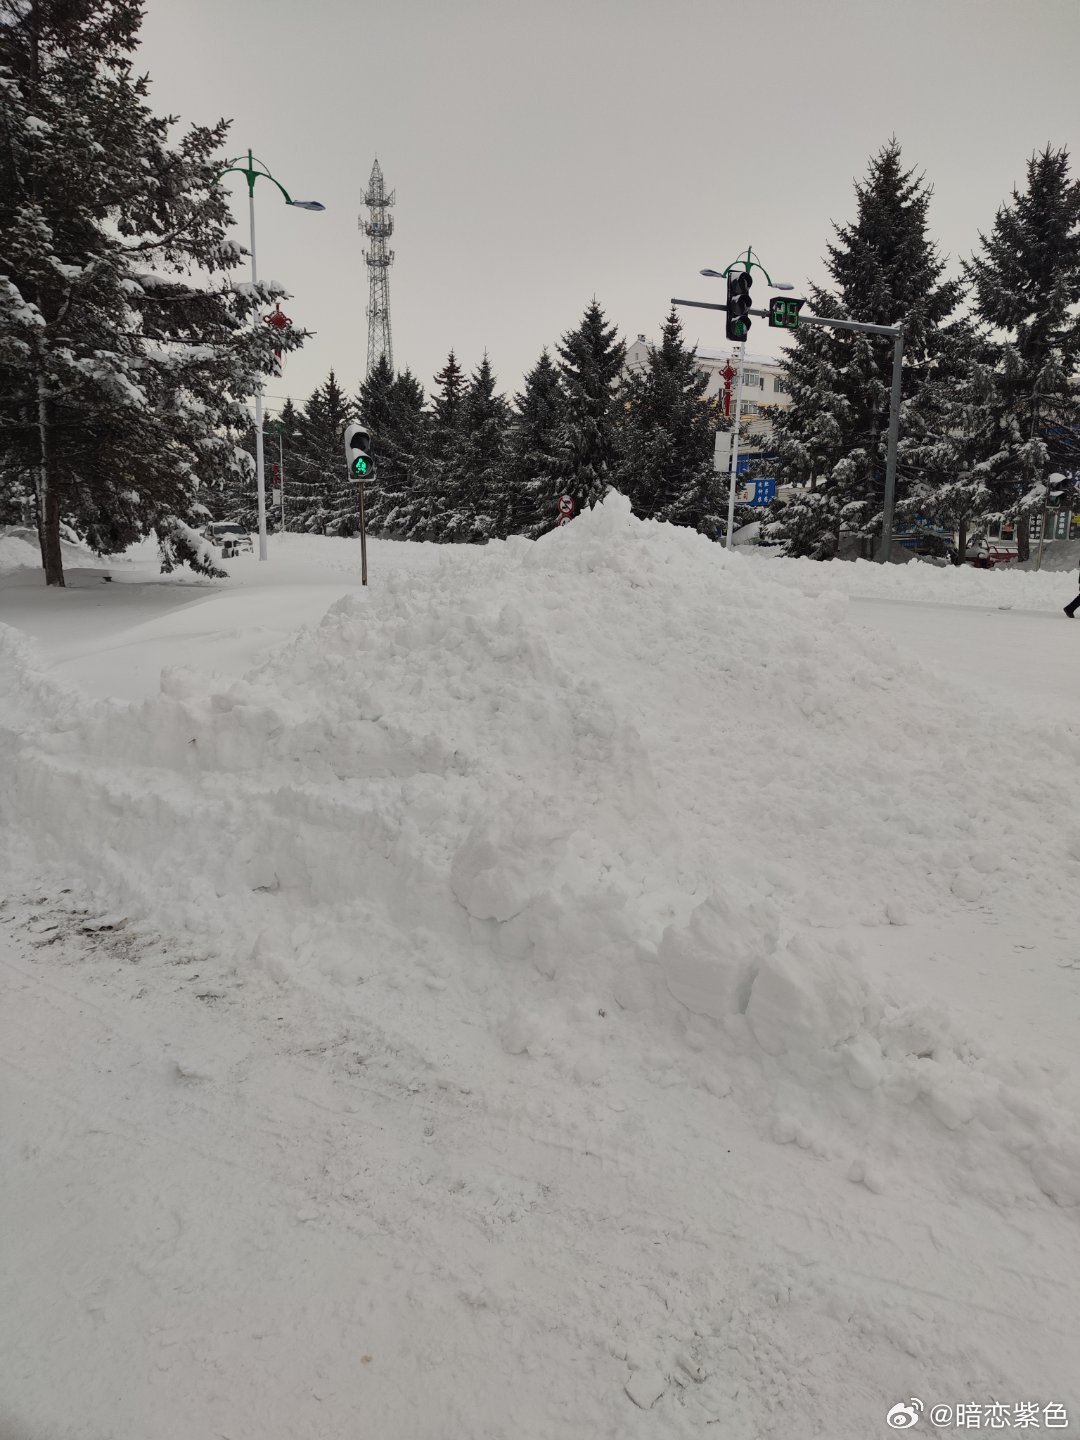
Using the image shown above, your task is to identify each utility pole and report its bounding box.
[877,321,905,562]
[724,341,747,547]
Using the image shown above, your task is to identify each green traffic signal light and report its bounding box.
[353,456,370,476]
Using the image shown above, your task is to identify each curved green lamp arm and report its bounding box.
[215,150,299,206]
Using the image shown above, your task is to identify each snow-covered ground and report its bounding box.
[3,502,1080,1439]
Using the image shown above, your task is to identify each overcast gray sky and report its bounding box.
[139,0,1079,413]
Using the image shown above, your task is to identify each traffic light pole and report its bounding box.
[248,187,268,562]
[343,424,373,586]
[878,322,905,564]
[359,477,368,587]
[724,341,747,549]
[672,298,905,562]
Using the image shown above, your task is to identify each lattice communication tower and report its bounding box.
[360,158,395,377]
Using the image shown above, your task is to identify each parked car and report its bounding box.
[203,522,253,553]
[962,539,1018,568]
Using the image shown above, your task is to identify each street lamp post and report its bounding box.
[701,249,793,549]
[217,151,323,561]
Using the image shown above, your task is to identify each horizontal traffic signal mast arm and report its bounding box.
[670,299,902,339]
[671,294,905,566]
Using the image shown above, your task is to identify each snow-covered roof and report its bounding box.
[694,348,787,368]
[627,335,787,370]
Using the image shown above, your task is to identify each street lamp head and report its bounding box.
[289,199,325,212]
[771,282,795,291]
[699,268,724,278]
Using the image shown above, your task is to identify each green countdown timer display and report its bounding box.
[769,297,804,330]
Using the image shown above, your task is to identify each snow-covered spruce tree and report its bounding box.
[223,396,303,532]
[899,319,992,560]
[353,358,429,538]
[960,146,1080,560]
[614,307,724,535]
[769,140,964,558]
[378,368,428,537]
[761,288,850,556]
[556,299,625,513]
[406,350,465,540]
[214,418,258,529]
[270,396,302,532]
[289,370,354,535]
[446,352,509,542]
[355,353,395,533]
[501,347,564,538]
[0,0,304,585]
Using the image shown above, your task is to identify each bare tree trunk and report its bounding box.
[954,517,967,567]
[36,374,64,587]
[1016,510,1031,564]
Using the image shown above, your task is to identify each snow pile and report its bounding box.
[0,523,109,576]
[0,528,42,572]
[754,546,1076,610]
[3,492,1080,1215]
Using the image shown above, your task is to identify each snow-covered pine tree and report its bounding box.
[351,357,430,538]
[272,396,303,533]
[769,140,963,558]
[429,350,464,462]
[406,350,465,540]
[222,398,304,533]
[213,419,258,529]
[447,353,509,542]
[355,354,395,533]
[898,316,987,559]
[377,368,428,537]
[502,347,564,538]
[768,287,872,557]
[556,300,625,513]
[614,307,724,535]
[0,0,304,585]
[962,146,1080,559]
[289,370,354,535]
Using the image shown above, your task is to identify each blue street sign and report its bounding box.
[736,452,780,478]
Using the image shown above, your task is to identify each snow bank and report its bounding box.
[4,492,1080,1214]
[751,545,1073,610]
[0,528,42,571]
[0,523,131,578]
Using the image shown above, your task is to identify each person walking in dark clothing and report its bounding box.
[1064,556,1080,616]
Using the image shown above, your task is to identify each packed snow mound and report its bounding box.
[3,491,1080,1210]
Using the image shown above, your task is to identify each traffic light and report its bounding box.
[768,296,805,330]
[726,270,753,342]
[343,422,374,480]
